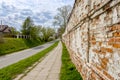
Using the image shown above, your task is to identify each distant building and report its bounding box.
[0,25,12,39]
[0,25,11,34]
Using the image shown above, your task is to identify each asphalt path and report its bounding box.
[0,40,57,69]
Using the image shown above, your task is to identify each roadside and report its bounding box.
[0,41,82,80]
[60,43,83,80]
[0,38,45,56]
[0,40,57,69]
[0,41,59,80]
[14,42,82,80]
[15,42,62,80]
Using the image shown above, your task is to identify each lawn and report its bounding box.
[0,38,45,56]
[60,43,83,80]
[0,41,59,80]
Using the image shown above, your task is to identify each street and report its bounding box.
[0,41,56,69]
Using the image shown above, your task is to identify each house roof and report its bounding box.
[0,25,11,33]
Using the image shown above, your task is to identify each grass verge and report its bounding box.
[0,41,59,80]
[60,43,83,80]
[0,38,45,56]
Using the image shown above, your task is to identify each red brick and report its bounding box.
[99,42,102,46]
[109,24,120,31]
[91,72,97,80]
[100,47,113,53]
[106,48,113,53]
[108,42,113,45]
[91,41,96,45]
[102,58,109,65]
[116,24,120,30]
[103,71,114,80]
[100,57,109,70]
[93,49,100,53]
[113,32,120,37]
[108,38,114,42]
[100,47,106,53]
[113,43,120,48]
[101,62,107,69]
[108,38,114,45]
[96,65,103,71]
[114,38,120,42]
[110,26,117,31]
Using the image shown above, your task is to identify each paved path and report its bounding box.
[0,41,56,69]
[20,42,62,80]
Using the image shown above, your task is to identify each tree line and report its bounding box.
[0,5,72,43]
[21,17,56,41]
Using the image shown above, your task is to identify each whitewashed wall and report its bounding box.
[63,0,120,80]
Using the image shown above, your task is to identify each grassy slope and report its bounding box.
[0,41,59,80]
[60,43,83,80]
[0,38,44,56]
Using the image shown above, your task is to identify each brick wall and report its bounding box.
[62,0,120,79]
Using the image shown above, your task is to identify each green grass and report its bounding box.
[0,41,59,80]
[0,38,45,56]
[60,43,83,80]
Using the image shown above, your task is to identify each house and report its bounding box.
[0,25,12,38]
[0,25,11,34]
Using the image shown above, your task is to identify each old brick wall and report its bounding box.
[62,0,120,80]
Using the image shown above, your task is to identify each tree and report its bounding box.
[21,17,42,39]
[57,26,65,38]
[21,16,34,36]
[30,25,42,39]
[53,5,72,38]
[21,17,56,41]
[41,27,55,41]
[11,27,19,35]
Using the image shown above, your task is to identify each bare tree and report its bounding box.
[54,5,72,27]
[53,5,72,37]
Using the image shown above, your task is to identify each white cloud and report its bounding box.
[0,0,75,30]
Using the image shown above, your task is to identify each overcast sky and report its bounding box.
[0,0,74,30]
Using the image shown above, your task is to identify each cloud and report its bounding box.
[0,2,17,16]
[42,12,52,19]
[32,16,47,23]
[20,9,33,16]
[0,0,75,30]
[32,12,52,25]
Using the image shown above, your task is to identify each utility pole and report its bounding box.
[0,20,3,43]
[0,20,2,30]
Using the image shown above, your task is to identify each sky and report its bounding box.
[0,0,74,30]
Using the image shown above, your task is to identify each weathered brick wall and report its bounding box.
[62,0,120,80]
